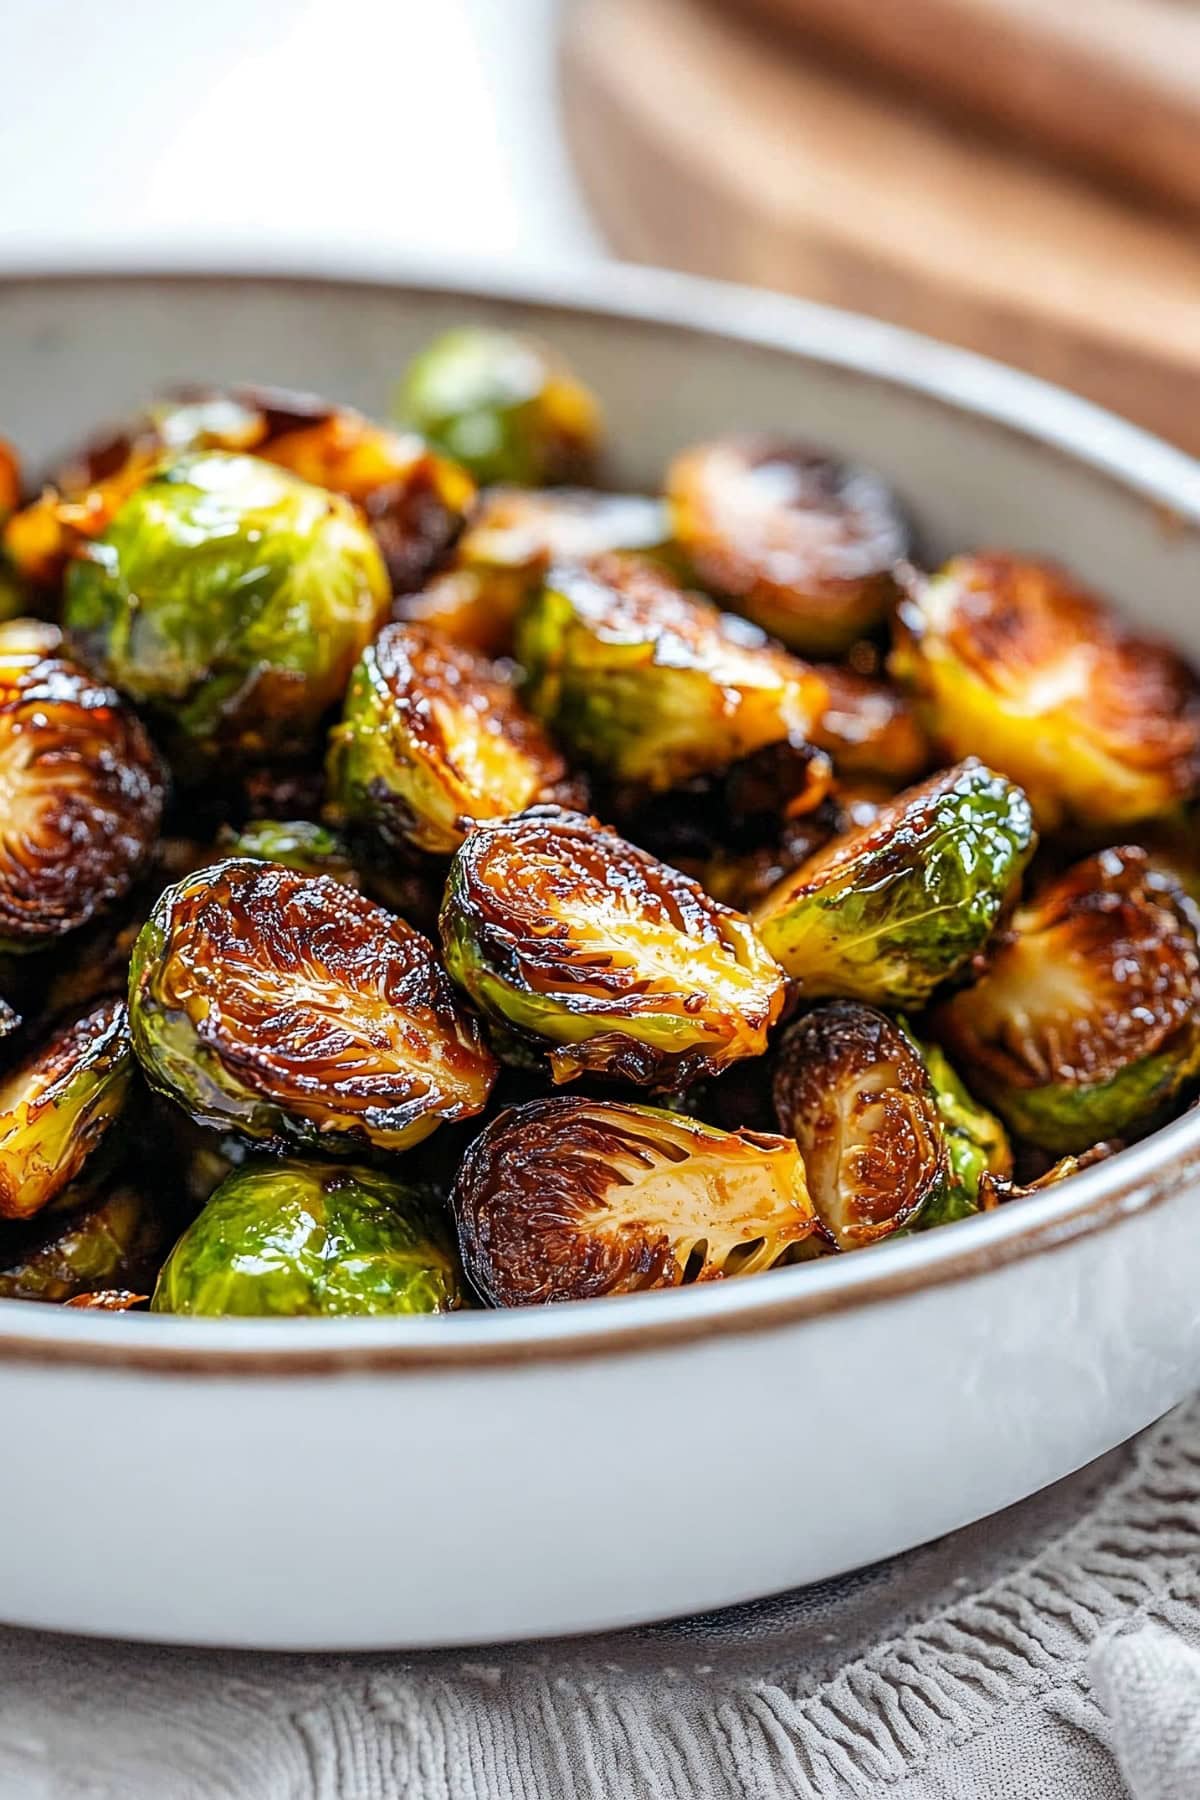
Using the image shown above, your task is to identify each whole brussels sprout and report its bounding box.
[517,554,825,789]
[753,759,1035,1005]
[0,998,133,1220]
[891,555,1200,830]
[451,1095,815,1305]
[773,1001,1006,1248]
[63,451,391,764]
[811,665,930,785]
[398,486,673,658]
[152,1159,465,1317]
[0,631,165,952]
[441,806,786,1086]
[934,846,1200,1153]
[396,327,602,488]
[0,1181,167,1302]
[129,859,497,1154]
[218,819,362,888]
[326,623,578,858]
[667,436,909,654]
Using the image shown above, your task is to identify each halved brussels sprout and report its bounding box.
[64,451,391,763]
[152,1158,465,1316]
[218,819,362,888]
[398,486,673,658]
[0,999,133,1220]
[517,554,826,789]
[0,636,165,952]
[667,437,908,654]
[891,555,1200,829]
[754,760,1035,1004]
[0,1181,166,1302]
[441,807,786,1086]
[326,623,577,857]
[934,846,1200,1153]
[812,665,930,785]
[129,859,496,1153]
[773,1001,1005,1247]
[452,1096,815,1305]
[396,327,601,488]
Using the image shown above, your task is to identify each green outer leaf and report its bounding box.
[984,1042,1200,1157]
[151,1160,464,1316]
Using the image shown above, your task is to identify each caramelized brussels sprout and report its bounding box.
[326,623,576,857]
[811,665,930,784]
[218,819,362,888]
[935,846,1200,1153]
[891,555,1200,829]
[667,437,908,653]
[0,635,165,951]
[129,859,496,1153]
[398,486,672,657]
[754,760,1035,1004]
[452,1096,815,1305]
[774,1002,1003,1247]
[517,554,825,789]
[441,807,785,1085]
[0,999,133,1220]
[152,1159,464,1316]
[64,451,391,763]
[397,327,601,487]
[0,1181,166,1302]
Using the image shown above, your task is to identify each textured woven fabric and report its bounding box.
[3,1398,1200,1799]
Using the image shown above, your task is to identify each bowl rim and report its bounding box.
[2,248,1199,1377]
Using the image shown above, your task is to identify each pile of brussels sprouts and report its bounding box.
[0,328,1198,1317]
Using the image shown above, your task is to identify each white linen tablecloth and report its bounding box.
[2,1395,1199,1798]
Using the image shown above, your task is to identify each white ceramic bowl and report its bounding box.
[2,254,1200,1651]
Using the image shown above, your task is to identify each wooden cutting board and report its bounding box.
[560,0,1200,455]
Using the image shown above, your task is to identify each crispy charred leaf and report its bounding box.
[0,999,133,1220]
[754,760,1036,1004]
[396,327,602,488]
[151,1159,465,1316]
[811,665,931,785]
[517,554,826,789]
[0,632,165,952]
[452,1095,815,1305]
[667,436,909,654]
[397,486,672,658]
[441,806,785,1086]
[129,859,497,1154]
[218,820,362,888]
[774,1003,947,1247]
[63,1288,148,1310]
[64,451,391,765]
[326,622,579,858]
[891,555,1200,830]
[935,846,1200,1154]
[0,1180,168,1301]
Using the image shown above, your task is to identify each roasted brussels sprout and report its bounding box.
[397,327,601,487]
[441,807,785,1085]
[0,633,165,952]
[667,437,908,654]
[773,1002,1003,1247]
[0,999,133,1220]
[517,554,825,789]
[129,859,496,1153]
[398,486,673,657]
[64,451,391,763]
[218,819,362,888]
[935,846,1200,1153]
[152,1159,465,1316]
[0,1181,167,1302]
[452,1096,815,1305]
[811,665,930,785]
[326,623,577,858]
[891,555,1200,830]
[754,760,1034,1004]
